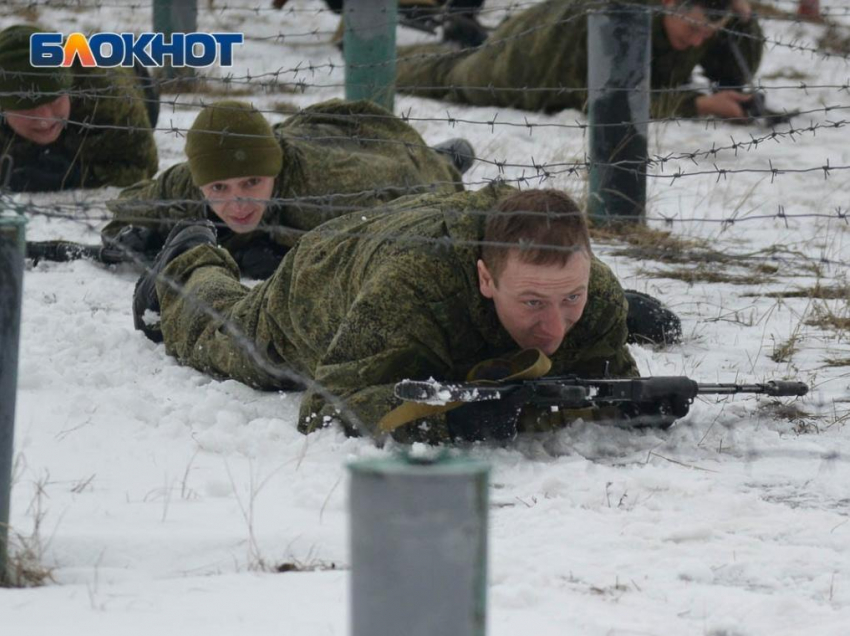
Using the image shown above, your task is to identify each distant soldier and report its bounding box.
[0,24,158,192]
[132,185,680,444]
[395,0,764,120]
[103,99,472,278]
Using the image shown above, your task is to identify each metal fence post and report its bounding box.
[343,0,397,112]
[587,3,651,224]
[0,211,25,585]
[349,454,489,636]
[153,0,198,82]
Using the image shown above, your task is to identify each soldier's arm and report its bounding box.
[699,17,764,89]
[156,243,302,391]
[74,68,159,188]
[298,258,461,443]
[103,162,205,249]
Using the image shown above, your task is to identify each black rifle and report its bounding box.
[395,376,809,429]
[727,38,798,127]
[25,239,150,267]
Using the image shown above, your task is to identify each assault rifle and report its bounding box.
[26,226,159,267]
[25,239,150,267]
[394,376,809,429]
[727,39,798,127]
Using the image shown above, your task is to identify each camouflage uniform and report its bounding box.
[0,63,158,188]
[155,184,637,443]
[104,99,464,277]
[396,0,763,116]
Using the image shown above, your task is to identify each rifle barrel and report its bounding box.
[697,381,808,397]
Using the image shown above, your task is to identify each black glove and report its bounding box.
[7,151,82,192]
[133,220,217,343]
[445,385,533,442]
[234,242,287,279]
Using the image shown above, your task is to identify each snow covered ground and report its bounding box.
[2,1,850,634]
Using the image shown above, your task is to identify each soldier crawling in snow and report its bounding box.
[131,186,681,445]
[395,0,764,120]
[102,99,474,279]
[0,24,158,192]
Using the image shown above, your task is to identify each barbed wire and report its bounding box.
[7,106,850,184]
[4,2,849,82]
[0,0,845,454]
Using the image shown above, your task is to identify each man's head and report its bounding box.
[185,100,283,233]
[661,0,732,50]
[477,189,592,356]
[0,25,72,145]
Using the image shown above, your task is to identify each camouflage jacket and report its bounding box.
[396,0,763,116]
[104,99,464,276]
[0,64,157,189]
[156,185,637,443]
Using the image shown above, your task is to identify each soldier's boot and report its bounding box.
[133,220,217,343]
[624,290,682,346]
[442,13,488,48]
[433,138,475,174]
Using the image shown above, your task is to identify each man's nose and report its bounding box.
[538,306,567,340]
[34,105,54,127]
[689,29,709,48]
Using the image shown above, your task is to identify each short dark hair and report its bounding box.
[680,0,732,19]
[481,189,592,281]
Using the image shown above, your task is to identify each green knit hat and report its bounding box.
[185,100,283,187]
[0,25,72,112]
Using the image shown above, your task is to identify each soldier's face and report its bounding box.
[477,252,591,356]
[662,3,729,50]
[4,95,71,145]
[200,176,276,233]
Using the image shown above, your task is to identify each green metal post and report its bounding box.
[343,0,397,112]
[0,212,25,585]
[587,3,651,224]
[153,0,198,82]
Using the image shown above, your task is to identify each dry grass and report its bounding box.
[590,224,712,264]
[271,100,301,115]
[755,283,850,300]
[4,6,40,20]
[639,264,769,286]
[274,559,340,573]
[818,24,850,56]
[806,302,850,332]
[2,474,54,588]
[761,400,820,435]
[822,357,850,368]
[770,334,800,364]
[751,2,798,20]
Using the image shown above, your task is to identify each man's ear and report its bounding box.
[477,259,496,298]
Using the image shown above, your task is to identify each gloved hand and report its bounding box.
[133,220,217,343]
[445,384,534,442]
[7,151,82,192]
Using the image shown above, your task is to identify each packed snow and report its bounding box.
[2,1,850,634]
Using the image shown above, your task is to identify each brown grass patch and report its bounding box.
[751,2,798,20]
[818,24,850,56]
[639,264,768,286]
[747,283,850,300]
[822,357,850,368]
[805,303,850,332]
[4,6,40,20]
[770,334,800,363]
[271,100,301,115]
